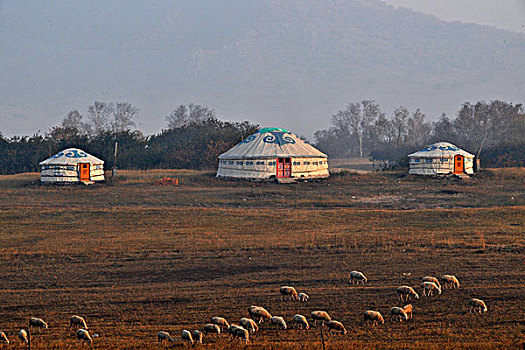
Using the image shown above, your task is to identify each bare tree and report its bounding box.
[166,103,215,129]
[87,102,114,134]
[61,110,90,134]
[112,102,138,133]
[391,106,409,149]
[406,108,431,147]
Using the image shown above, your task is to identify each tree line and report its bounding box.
[0,100,523,175]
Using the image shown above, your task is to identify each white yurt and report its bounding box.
[408,142,475,176]
[40,148,105,183]
[217,127,329,180]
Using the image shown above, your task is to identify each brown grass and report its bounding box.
[0,169,523,349]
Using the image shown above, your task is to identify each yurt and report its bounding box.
[217,127,329,180]
[408,142,475,176]
[40,148,105,183]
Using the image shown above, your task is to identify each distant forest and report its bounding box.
[0,100,523,175]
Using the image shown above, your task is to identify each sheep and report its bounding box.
[248,306,272,323]
[227,324,242,337]
[279,286,299,301]
[468,298,488,314]
[77,329,93,345]
[232,326,249,343]
[239,318,258,333]
[326,320,347,335]
[350,271,368,284]
[397,286,420,302]
[298,292,309,302]
[364,310,384,326]
[18,329,28,343]
[441,275,460,289]
[69,315,88,330]
[211,316,230,331]
[0,331,9,344]
[311,311,331,326]
[420,281,442,296]
[270,316,287,330]
[192,330,203,344]
[29,317,48,329]
[203,323,221,335]
[422,276,441,289]
[390,307,408,323]
[181,330,193,345]
[293,314,309,330]
[157,331,175,343]
[402,304,413,319]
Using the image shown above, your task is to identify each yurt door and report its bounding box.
[276,158,292,178]
[79,163,90,181]
[454,155,464,174]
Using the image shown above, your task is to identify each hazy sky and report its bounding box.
[0,1,524,138]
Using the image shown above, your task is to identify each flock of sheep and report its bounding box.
[0,272,488,347]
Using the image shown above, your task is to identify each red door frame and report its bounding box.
[276,158,292,178]
[79,163,90,181]
[454,155,464,174]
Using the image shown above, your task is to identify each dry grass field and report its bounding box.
[0,169,523,349]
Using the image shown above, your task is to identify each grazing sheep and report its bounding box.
[69,315,88,330]
[402,304,413,319]
[248,306,272,323]
[192,330,203,344]
[298,292,309,302]
[232,326,249,343]
[227,324,242,337]
[280,286,299,301]
[364,311,384,326]
[390,307,409,323]
[157,331,175,343]
[441,275,460,289]
[350,271,368,284]
[29,317,48,329]
[397,286,420,302]
[468,298,488,314]
[0,331,9,344]
[422,276,441,289]
[239,318,258,333]
[77,329,93,345]
[293,315,309,330]
[270,316,287,330]
[18,330,28,343]
[203,323,221,335]
[181,330,193,345]
[311,311,331,326]
[211,317,230,330]
[421,282,442,296]
[326,320,347,335]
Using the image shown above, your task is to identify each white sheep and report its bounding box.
[298,292,309,302]
[0,331,9,344]
[280,286,299,301]
[18,330,28,343]
[232,326,249,343]
[248,306,272,323]
[422,276,441,289]
[203,323,221,335]
[402,304,413,319]
[29,317,48,329]
[293,314,309,330]
[326,320,347,335]
[211,316,230,331]
[420,281,442,296]
[350,271,368,284]
[192,330,203,344]
[181,330,193,345]
[270,316,287,330]
[69,315,88,330]
[227,324,242,337]
[157,331,175,343]
[397,286,420,302]
[441,275,460,289]
[390,307,408,323]
[77,329,93,345]
[311,311,331,326]
[239,318,258,333]
[468,298,488,314]
[364,310,384,326]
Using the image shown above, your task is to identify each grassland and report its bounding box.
[0,169,523,349]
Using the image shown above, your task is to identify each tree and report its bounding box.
[112,102,138,133]
[391,106,409,149]
[166,103,216,129]
[87,102,114,135]
[348,100,380,158]
[406,108,431,147]
[431,113,457,143]
[61,110,89,134]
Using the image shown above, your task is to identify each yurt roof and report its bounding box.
[219,128,327,159]
[408,142,474,158]
[40,148,104,165]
